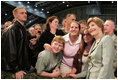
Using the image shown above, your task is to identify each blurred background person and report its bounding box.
[27,27,37,67]
[64,13,76,34]
[2,21,12,33]
[104,19,117,77]
[78,20,87,34]
[3,21,12,29]
[28,27,36,37]
[34,24,43,40]
[61,17,67,34]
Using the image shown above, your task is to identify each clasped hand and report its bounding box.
[15,70,26,79]
[51,67,60,77]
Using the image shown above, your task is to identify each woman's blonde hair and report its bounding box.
[87,17,104,33]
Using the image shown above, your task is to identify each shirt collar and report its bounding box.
[63,33,82,44]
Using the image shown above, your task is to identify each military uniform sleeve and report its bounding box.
[113,35,117,70]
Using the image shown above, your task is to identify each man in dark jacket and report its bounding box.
[1,7,31,79]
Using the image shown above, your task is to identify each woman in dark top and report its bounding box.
[35,16,64,55]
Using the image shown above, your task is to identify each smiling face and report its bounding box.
[50,18,59,30]
[34,25,43,33]
[51,41,64,54]
[83,30,94,43]
[69,22,79,36]
[88,22,102,37]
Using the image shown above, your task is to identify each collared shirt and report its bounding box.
[62,33,82,67]
[35,50,63,73]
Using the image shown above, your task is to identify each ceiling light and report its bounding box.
[18,1,22,4]
[5,13,7,16]
[47,11,49,13]
[62,1,65,3]
[66,5,69,7]
[29,21,32,23]
[112,1,114,3]
[27,5,30,8]
[27,1,30,4]
[20,5,24,7]
[42,8,44,11]
[34,9,37,11]
[88,1,90,3]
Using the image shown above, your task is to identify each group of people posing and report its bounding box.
[1,7,117,79]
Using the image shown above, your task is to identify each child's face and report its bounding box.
[51,41,63,54]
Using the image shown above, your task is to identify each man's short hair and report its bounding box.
[12,7,26,15]
[106,19,115,25]
[78,20,87,25]
[66,13,76,18]
[34,24,42,28]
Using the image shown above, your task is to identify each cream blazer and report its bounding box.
[77,35,115,79]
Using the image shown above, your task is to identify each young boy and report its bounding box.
[35,36,65,78]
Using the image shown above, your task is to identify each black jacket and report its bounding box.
[1,21,30,72]
[36,29,65,53]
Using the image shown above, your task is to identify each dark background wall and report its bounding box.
[54,4,117,28]
[1,1,117,29]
